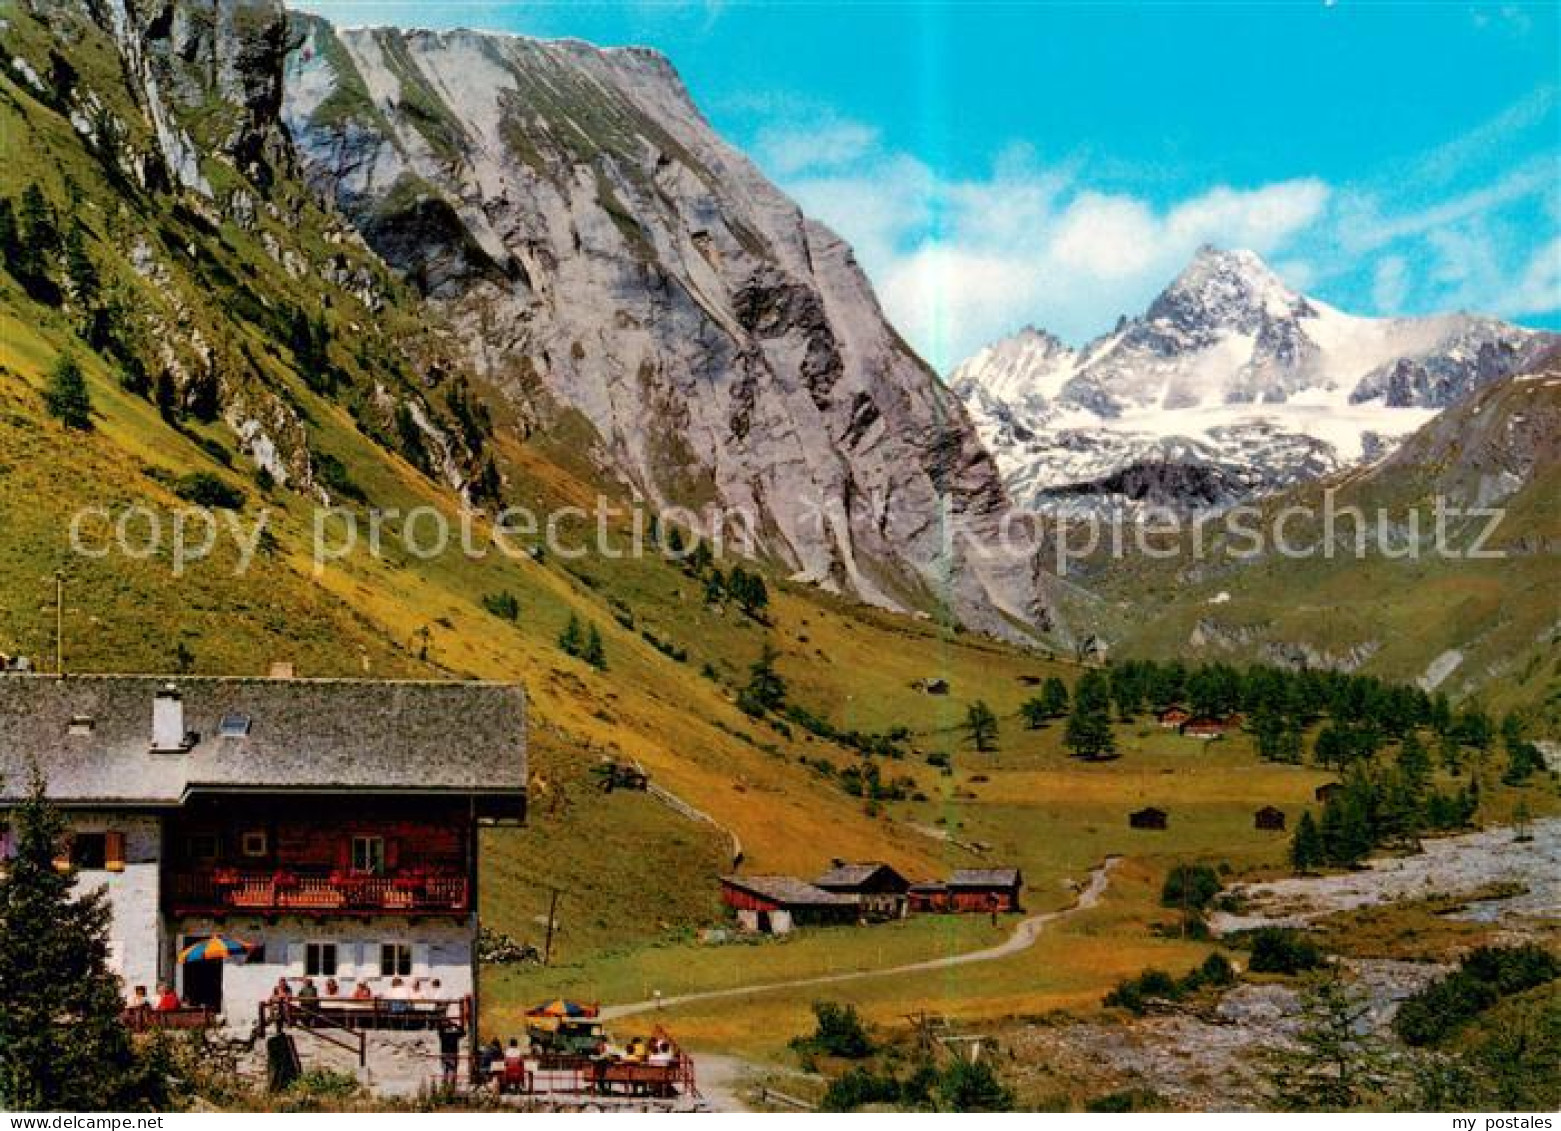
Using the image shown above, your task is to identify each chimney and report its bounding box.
[152,684,186,752]
[268,661,295,679]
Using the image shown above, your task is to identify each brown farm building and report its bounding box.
[814,862,911,920]
[907,882,949,913]
[1180,716,1228,739]
[1315,782,1343,803]
[719,875,856,934]
[946,868,1024,913]
[1254,806,1287,831]
[1129,806,1169,830]
[1156,706,1191,729]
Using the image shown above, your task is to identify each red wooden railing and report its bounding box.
[168,870,470,914]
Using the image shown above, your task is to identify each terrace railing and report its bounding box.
[168,870,470,914]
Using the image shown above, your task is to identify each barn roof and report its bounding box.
[720,875,855,907]
[814,862,907,889]
[0,674,527,806]
[948,868,1022,888]
[1131,806,1168,817]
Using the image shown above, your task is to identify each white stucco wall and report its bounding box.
[65,811,164,1000]
[172,914,477,1026]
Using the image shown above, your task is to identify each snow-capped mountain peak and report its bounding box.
[951,247,1556,514]
[1147,245,1313,332]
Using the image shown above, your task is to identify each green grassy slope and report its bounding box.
[1094,371,1561,732]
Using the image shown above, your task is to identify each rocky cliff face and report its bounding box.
[4,0,496,497]
[953,247,1555,515]
[281,20,1053,636]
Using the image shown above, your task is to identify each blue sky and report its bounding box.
[301,1,1560,369]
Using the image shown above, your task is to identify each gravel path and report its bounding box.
[601,856,1122,1021]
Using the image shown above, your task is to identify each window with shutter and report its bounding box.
[105,830,126,872]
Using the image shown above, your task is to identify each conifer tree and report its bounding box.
[558,613,584,657]
[43,354,92,430]
[1065,670,1117,761]
[738,644,787,717]
[1290,810,1322,874]
[1039,676,1069,718]
[583,624,607,671]
[0,773,167,1110]
[965,700,998,752]
[64,223,97,307]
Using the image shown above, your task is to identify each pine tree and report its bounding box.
[1291,810,1322,874]
[19,183,58,255]
[1065,670,1117,761]
[43,354,92,430]
[1395,731,1431,793]
[737,644,787,717]
[1038,676,1069,719]
[558,613,584,657]
[0,772,168,1110]
[0,197,20,272]
[582,624,607,671]
[965,700,998,752]
[64,223,98,308]
[1265,974,1396,1110]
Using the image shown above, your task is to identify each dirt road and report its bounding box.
[602,856,1121,1021]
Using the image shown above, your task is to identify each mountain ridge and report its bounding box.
[282,13,1058,639]
[952,246,1554,514]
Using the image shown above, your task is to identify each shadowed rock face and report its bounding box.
[281,18,1056,638]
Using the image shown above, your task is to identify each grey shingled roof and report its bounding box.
[814,862,904,889]
[948,868,1022,888]
[0,674,526,806]
[720,875,856,907]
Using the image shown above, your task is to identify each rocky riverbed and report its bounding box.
[1210,818,1561,933]
[1006,958,1445,1111]
[1004,820,1558,1110]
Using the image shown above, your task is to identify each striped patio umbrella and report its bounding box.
[177,935,254,964]
[526,999,598,1019]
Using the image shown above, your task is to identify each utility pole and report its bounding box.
[542,888,561,966]
[53,571,64,675]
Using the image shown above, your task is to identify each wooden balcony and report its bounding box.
[167,869,471,915]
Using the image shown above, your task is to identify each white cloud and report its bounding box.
[1502,237,1561,316]
[740,96,1557,371]
[754,117,880,178]
[781,132,1331,367]
[1372,255,1409,315]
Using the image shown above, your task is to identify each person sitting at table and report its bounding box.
[127,985,150,1011]
[351,980,374,1001]
[477,1038,502,1075]
[324,978,340,998]
[647,1038,673,1067]
[297,978,319,1004]
[270,978,293,1001]
[153,983,180,1011]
